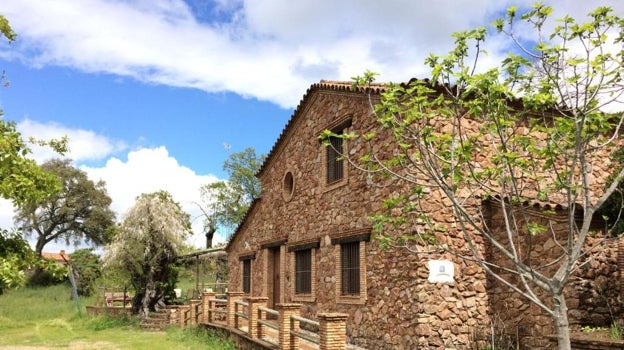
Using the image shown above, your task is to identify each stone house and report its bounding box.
[225,80,624,349]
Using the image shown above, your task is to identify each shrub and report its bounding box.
[69,249,101,296]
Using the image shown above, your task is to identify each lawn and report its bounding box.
[0,284,235,350]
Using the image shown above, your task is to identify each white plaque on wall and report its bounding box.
[428,259,455,283]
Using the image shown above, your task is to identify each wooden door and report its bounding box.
[267,246,281,310]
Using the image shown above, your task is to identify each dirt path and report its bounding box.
[0,341,118,349]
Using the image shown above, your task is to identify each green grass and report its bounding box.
[0,283,235,349]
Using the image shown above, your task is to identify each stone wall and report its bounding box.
[571,237,623,327]
[85,305,132,317]
[486,203,624,346]
[226,82,623,349]
[227,86,492,349]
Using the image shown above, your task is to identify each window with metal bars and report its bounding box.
[294,249,312,294]
[326,131,344,184]
[242,259,251,294]
[340,242,360,295]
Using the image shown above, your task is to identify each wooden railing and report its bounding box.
[257,305,279,340]
[291,314,320,345]
[233,299,249,331]
[204,295,227,324]
[173,291,348,350]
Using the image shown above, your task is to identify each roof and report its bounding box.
[228,78,447,251]
[41,250,70,264]
[256,80,389,178]
[255,78,465,178]
[226,80,389,252]
[177,246,227,260]
[225,197,261,252]
[226,78,613,251]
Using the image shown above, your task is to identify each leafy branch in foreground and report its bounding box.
[327,4,623,350]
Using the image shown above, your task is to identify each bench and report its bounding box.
[104,292,132,307]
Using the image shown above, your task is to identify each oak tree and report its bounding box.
[15,159,116,256]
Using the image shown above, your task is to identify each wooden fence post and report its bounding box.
[227,291,245,329]
[318,313,348,350]
[277,303,301,350]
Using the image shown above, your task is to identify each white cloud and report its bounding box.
[2,0,621,108]
[16,119,127,163]
[0,199,15,231]
[81,146,222,248]
[0,136,222,251]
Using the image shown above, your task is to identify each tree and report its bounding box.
[0,15,16,42]
[103,191,192,316]
[0,15,65,208]
[0,15,67,292]
[199,147,263,246]
[0,228,68,291]
[15,159,116,256]
[68,248,101,297]
[0,121,63,207]
[336,4,623,350]
[0,228,34,293]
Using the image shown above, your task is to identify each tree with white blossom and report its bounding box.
[103,191,191,316]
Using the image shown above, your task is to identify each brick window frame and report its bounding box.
[326,131,344,183]
[239,252,256,295]
[320,117,352,192]
[331,230,369,304]
[288,240,319,302]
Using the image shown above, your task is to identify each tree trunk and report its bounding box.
[141,279,157,317]
[552,293,572,350]
[35,237,46,257]
[131,291,144,315]
[205,223,216,249]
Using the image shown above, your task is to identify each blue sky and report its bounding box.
[1,0,622,250]
[0,62,288,174]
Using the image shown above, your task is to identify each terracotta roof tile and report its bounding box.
[41,250,70,264]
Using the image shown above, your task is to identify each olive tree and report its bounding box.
[103,191,192,316]
[332,4,623,349]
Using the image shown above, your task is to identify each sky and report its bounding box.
[0,0,622,252]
